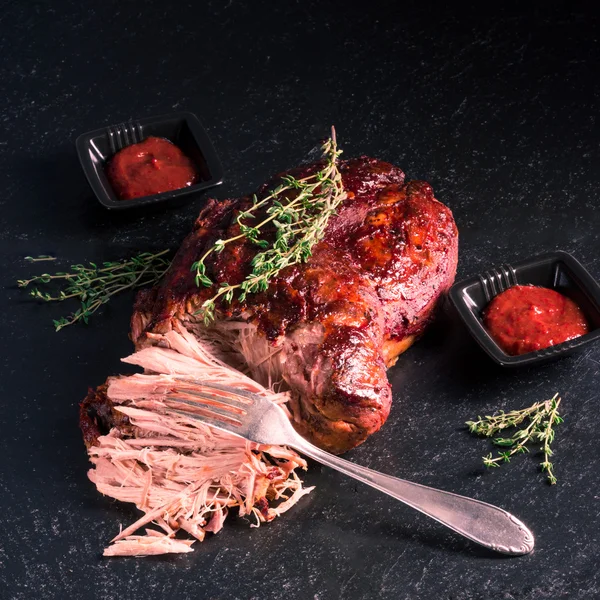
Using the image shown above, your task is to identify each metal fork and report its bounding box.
[167,380,535,556]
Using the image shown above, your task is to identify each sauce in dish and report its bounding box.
[106,136,199,200]
[484,285,589,356]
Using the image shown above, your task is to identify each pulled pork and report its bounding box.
[80,323,313,556]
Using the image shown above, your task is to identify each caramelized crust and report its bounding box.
[80,385,132,448]
[132,157,458,453]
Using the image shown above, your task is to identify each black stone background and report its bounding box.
[1,2,599,599]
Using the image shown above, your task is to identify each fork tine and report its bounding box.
[172,389,247,414]
[171,385,250,412]
[166,395,243,426]
[173,379,257,405]
[168,408,245,438]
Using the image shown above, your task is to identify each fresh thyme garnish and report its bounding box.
[18,250,171,331]
[25,255,56,263]
[191,126,347,325]
[466,393,563,484]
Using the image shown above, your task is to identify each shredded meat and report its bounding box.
[81,324,313,556]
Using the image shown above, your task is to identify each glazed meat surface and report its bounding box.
[132,157,458,453]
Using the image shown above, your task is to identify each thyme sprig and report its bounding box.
[18,250,171,331]
[191,127,347,325]
[466,394,563,484]
[25,255,56,263]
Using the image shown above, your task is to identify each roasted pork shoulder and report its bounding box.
[131,157,459,454]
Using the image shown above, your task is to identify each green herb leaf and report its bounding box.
[192,127,346,325]
[467,394,563,484]
[18,249,171,331]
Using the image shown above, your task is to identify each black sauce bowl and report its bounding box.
[449,251,600,367]
[76,112,224,210]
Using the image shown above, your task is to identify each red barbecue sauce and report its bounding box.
[106,136,199,200]
[484,285,589,356]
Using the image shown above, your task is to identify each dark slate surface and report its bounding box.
[1,2,599,599]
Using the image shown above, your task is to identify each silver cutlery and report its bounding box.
[166,380,535,556]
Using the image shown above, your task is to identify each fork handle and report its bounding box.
[294,440,534,555]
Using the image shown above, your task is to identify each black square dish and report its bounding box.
[76,112,223,210]
[449,251,600,367]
